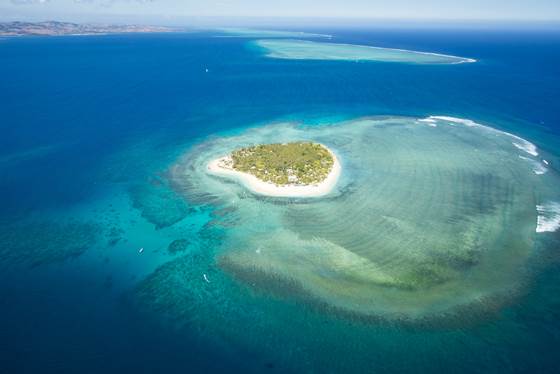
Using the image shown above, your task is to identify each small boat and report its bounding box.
[138,247,144,254]
[205,68,209,73]
[203,274,210,283]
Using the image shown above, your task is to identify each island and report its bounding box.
[207,142,341,197]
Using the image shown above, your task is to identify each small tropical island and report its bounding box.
[207,142,341,197]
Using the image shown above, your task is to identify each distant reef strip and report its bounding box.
[215,27,332,39]
[254,39,476,64]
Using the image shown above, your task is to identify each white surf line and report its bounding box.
[379,46,477,64]
[417,118,437,127]
[427,116,539,156]
[519,155,548,175]
[330,41,477,63]
[536,202,560,233]
[512,141,538,157]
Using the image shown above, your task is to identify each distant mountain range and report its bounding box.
[0,21,177,36]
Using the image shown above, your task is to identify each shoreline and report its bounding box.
[207,147,341,197]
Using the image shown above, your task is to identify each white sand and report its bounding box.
[207,148,341,197]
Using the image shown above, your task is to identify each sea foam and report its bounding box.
[427,116,539,156]
[417,118,437,127]
[512,141,539,156]
[519,155,548,175]
[428,116,478,127]
[536,202,560,233]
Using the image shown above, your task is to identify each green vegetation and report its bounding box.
[231,142,334,186]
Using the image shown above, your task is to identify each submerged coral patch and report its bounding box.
[130,178,193,229]
[167,239,190,254]
[0,219,101,267]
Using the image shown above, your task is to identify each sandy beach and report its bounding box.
[207,148,341,197]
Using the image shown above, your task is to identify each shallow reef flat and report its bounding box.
[254,39,476,64]
[161,116,560,322]
[129,177,195,229]
[216,28,331,39]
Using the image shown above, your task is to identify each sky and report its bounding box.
[1,0,560,25]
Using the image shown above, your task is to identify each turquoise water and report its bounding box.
[1,28,560,373]
[254,39,475,63]
[175,116,557,319]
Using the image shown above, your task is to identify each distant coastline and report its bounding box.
[0,21,177,37]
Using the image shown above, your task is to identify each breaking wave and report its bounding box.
[427,116,539,156]
[536,202,560,233]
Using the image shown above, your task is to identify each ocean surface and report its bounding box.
[1,27,560,373]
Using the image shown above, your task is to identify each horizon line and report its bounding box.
[2,15,560,29]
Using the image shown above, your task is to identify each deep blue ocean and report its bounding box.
[1,27,560,373]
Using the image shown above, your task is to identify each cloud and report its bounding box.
[73,0,154,3]
[9,0,153,4]
[75,0,155,8]
[10,0,50,4]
